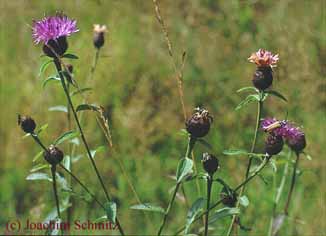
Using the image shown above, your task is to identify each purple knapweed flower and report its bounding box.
[261,118,306,153]
[32,13,78,45]
[248,49,279,68]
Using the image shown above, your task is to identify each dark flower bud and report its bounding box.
[65,64,74,83]
[287,134,306,154]
[43,36,68,58]
[185,107,213,138]
[18,115,36,133]
[44,145,64,165]
[202,153,219,175]
[220,187,237,207]
[93,24,107,49]
[264,134,284,156]
[252,66,273,91]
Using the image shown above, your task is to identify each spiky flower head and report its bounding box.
[248,49,279,67]
[261,117,306,153]
[32,13,79,45]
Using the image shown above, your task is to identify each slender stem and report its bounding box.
[90,49,100,78]
[268,151,290,236]
[204,174,213,236]
[53,59,125,235]
[284,152,300,215]
[157,137,196,236]
[31,133,107,211]
[227,92,263,235]
[50,165,62,236]
[173,156,270,236]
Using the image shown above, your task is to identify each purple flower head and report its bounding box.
[32,13,79,44]
[248,49,279,67]
[261,117,306,152]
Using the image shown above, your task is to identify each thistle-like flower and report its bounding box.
[202,153,219,175]
[186,107,213,138]
[248,49,279,90]
[44,145,64,165]
[248,49,279,68]
[93,24,107,49]
[32,13,78,57]
[261,118,306,153]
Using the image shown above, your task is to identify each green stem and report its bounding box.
[173,155,270,236]
[50,165,62,236]
[284,152,300,215]
[268,151,290,236]
[204,174,213,236]
[226,91,263,236]
[157,136,196,236]
[53,59,125,235]
[31,134,106,211]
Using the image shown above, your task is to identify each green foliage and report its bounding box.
[130,203,165,214]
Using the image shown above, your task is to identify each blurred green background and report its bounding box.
[0,0,325,235]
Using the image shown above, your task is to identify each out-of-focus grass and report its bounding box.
[0,0,325,235]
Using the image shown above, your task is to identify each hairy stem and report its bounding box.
[173,155,270,235]
[204,174,213,236]
[53,59,125,235]
[227,92,263,235]
[157,137,196,236]
[50,165,62,236]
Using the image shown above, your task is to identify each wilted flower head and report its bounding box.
[186,107,213,138]
[32,13,79,44]
[248,49,279,67]
[93,24,108,49]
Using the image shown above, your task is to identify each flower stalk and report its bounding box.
[157,136,196,236]
[204,174,213,236]
[53,58,125,235]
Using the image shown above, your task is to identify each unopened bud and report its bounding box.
[44,145,64,165]
[186,107,213,138]
[93,24,107,49]
[18,115,36,133]
[202,153,219,175]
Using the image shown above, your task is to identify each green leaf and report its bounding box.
[104,202,117,224]
[303,152,312,160]
[235,94,260,110]
[62,53,79,59]
[42,75,60,88]
[184,198,205,234]
[63,155,71,171]
[223,149,248,156]
[269,159,277,172]
[48,105,68,113]
[33,150,44,162]
[39,59,53,76]
[176,157,193,183]
[53,130,80,145]
[265,90,287,102]
[130,203,165,214]
[209,207,240,224]
[94,215,108,223]
[76,104,100,113]
[56,173,71,191]
[37,123,49,134]
[71,87,93,97]
[91,146,106,159]
[237,87,258,93]
[239,195,249,207]
[30,164,50,173]
[26,172,52,182]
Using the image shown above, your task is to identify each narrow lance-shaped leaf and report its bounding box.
[42,75,60,88]
[104,202,117,224]
[209,207,240,224]
[53,130,80,145]
[130,203,165,214]
[223,149,248,156]
[235,94,260,110]
[265,90,287,102]
[48,105,68,113]
[237,86,258,93]
[76,104,101,113]
[71,87,93,97]
[62,53,79,59]
[184,198,205,234]
[91,146,106,159]
[239,195,249,207]
[26,172,52,182]
[39,59,53,76]
[176,157,193,183]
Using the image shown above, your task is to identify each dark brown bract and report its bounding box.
[264,134,284,156]
[185,107,213,138]
[18,115,36,133]
[202,153,219,175]
[44,145,64,165]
